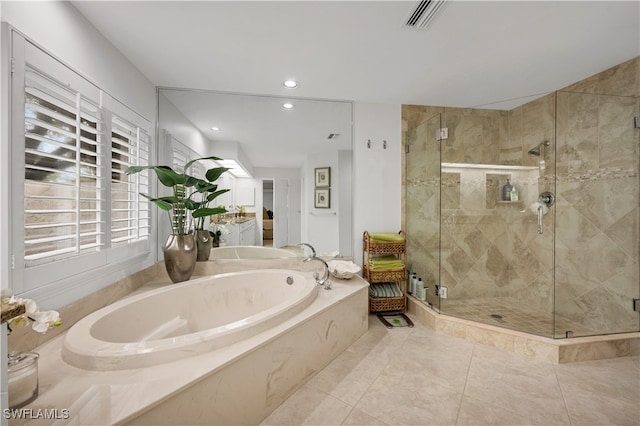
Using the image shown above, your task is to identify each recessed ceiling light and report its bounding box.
[282,103,294,110]
[283,80,298,89]
[210,126,220,131]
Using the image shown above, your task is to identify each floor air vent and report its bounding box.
[404,0,447,30]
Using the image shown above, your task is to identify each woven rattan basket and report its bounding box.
[363,267,405,283]
[363,230,406,255]
[369,296,406,313]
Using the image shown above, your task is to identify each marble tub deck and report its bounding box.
[10,273,369,426]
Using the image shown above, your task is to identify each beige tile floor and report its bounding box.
[261,314,640,426]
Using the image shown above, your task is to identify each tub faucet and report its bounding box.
[297,243,316,259]
[304,256,331,290]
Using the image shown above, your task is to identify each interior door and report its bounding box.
[273,178,289,248]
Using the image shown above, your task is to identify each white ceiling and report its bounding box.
[72,0,640,168]
[160,89,353,169]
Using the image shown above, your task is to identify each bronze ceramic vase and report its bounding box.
[194,229,212,261]
[163,234,197,283]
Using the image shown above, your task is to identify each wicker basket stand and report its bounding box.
[363,230,407,313]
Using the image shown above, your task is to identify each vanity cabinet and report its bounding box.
[225,219,257,246]
[239,219,256,245]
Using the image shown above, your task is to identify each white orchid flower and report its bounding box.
[8,315,32,329]
[23,298,38,315]
[1,288,13,303]
[31,310,61,333]
[4,294,62,334]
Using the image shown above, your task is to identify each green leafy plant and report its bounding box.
[126,156,230,235]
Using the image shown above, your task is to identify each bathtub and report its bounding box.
[62,269,318,371]
[209,245,298,260]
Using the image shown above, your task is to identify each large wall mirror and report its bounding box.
[158,88,354,257]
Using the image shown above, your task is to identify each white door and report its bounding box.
[273,178,289,248]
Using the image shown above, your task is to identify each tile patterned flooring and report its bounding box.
[261,314,640,426]
[440,298,591,338]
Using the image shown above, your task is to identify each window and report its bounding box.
[23,67,103,266]
[11,36,153,293]
[110,113,151,247]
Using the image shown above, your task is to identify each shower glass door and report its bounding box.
[554,91,640,338]
[437,97,557,338]
[405,113,442,312]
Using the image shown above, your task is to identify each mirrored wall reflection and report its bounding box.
[157,88,354,257]
[404,56,640,339]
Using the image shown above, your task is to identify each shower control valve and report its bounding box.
[538,192,555,208]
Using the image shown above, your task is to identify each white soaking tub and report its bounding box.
[209,245,298,260]
[62,269,318,370]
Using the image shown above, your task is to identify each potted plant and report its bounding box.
[191,167,230,261]
[126,156,229,283]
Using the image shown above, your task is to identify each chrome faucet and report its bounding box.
[304,256,331,290]
[297,243,316,259]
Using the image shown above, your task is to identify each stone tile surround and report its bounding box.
[408,297,640,364]
[402,56,639,339]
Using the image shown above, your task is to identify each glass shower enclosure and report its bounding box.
[405,89,640,339]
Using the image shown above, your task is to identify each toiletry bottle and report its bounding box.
[502,179,513,201]
[410,273,417,294]
[416,278,424,300]
[510,186,519,201]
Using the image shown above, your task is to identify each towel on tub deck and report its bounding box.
[369,282,403,298]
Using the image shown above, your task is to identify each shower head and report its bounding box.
[527,140,550,157]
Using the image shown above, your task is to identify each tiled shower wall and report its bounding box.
[403,57,639,338]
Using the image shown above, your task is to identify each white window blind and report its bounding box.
[11,36,154,294]
[171,143,189,174]
[171,138,206,178]
[110,114,151,246]
[23,67,104,266]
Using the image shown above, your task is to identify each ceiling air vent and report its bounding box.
[404,0,447,30]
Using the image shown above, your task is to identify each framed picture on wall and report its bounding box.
[314,167,331,187]
[315,188,330,208]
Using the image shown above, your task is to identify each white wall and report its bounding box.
[0,1,157,416]
[0,2,157,301]
[1,3,158,301]
[1,1,155,119]
[352,102,402,266]
[158,92,210,161]
[304,151,340,255]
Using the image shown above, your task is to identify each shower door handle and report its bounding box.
[537,192,555,234]
[537,206,545,234]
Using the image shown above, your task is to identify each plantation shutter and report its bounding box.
[171,141,189,174]
[12,36,154,294]
[110,113,151,246]
[171,138,206,178]
[23,66,104,266]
